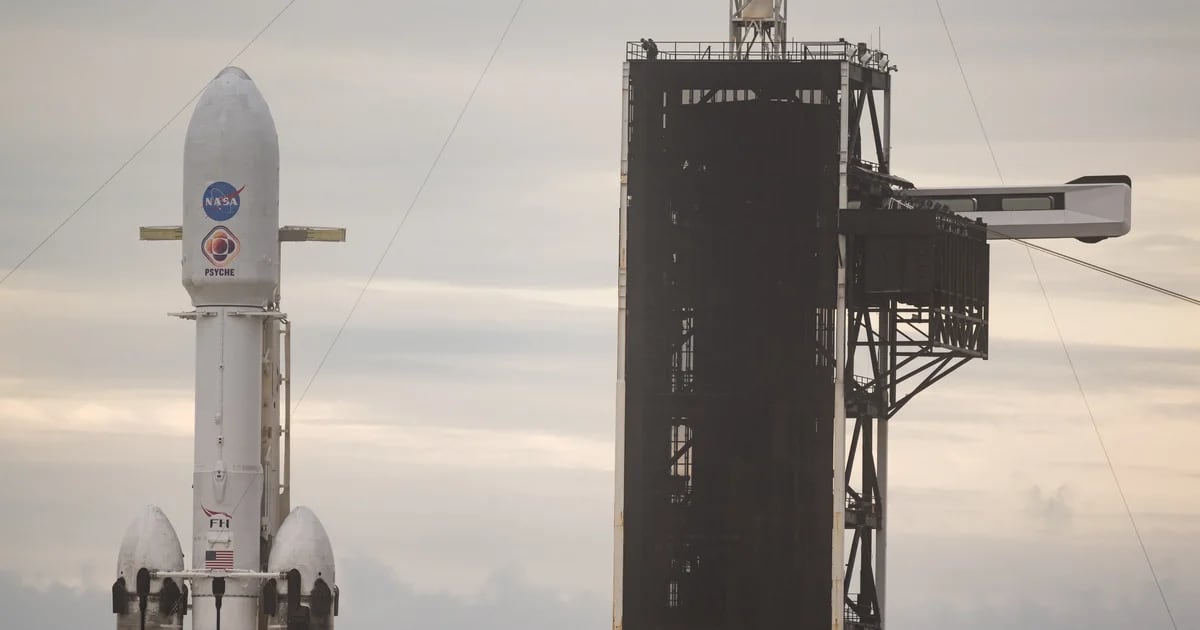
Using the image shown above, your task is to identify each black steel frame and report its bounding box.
[620,58,845,629]
[841,56,988,629]
[618,42,988,630]
[840,209,989,630]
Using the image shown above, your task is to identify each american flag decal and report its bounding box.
[205,549,234,570]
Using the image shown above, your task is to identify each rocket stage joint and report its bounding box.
[228,311,288,320]
[167,311,215,320]
[154,570,287,581]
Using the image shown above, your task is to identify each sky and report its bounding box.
[0,0,1197,628]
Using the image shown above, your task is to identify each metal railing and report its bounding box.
[845,594,881,628]
[626,40,895,72]
[846,493,880,517]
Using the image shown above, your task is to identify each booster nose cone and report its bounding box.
[113,506,186,629]
[266,507,339,628]
[268,506,336,585]
[116,505,184,579]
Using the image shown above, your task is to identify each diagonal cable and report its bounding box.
[934,2,1193,310]
[934,2,1180,627]
[1011,236,1200,307]
[0,0,299,289]
[933,0,1004,184]
[1021,244,1180,630]
[293,0,528,411]
[979,227,1200,308]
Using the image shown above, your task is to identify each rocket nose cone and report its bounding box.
[268,507,336,589]
[116,505,184,579]
[215,66,252,81]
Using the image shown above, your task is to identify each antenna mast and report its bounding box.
[730,0,787,59]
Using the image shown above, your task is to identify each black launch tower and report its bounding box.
[614,6,993,630]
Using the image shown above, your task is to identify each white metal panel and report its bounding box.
[191,308,265,630]
[905,179,1132,241]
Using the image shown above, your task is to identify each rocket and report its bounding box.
[114,67,344,629]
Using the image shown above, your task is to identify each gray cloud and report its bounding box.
[887,532,1200,629]
[0,560,609,630]
[0,571,109,630]
[1026,484,1074,530]
[877,337,1200,419]
[0,429,614,599]
[336,558,608,630]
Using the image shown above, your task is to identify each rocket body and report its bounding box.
[182,66,279,630]
[116,65,338,629]
[189,310,265,628]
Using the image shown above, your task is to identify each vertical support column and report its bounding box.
[728,0,737,46]
[861,417,873,608]
[613,60,632,630]
[877,415,888,628]
[774,0,788,52]
[282,319,292,518]
[260,314,282,568]
[877,305,891,629]
[882,79,892,172]
[876,75,894,630]
[832,242,847,630]
[832,60,852,630]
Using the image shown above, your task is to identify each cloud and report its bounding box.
[0,560,610,630]
[0,570,109,630]
[887,532,1200,630]
[0,427,615,599]
[337,558,608,630]
[1026,484,1074,530]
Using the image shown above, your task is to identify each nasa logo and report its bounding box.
[202,181,245,221]
[202,226,240,269]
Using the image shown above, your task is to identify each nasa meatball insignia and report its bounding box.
[202,181,244,221]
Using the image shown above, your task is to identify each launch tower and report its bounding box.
[614,3,1130,630]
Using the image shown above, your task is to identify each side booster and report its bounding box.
[117,66,342,629]
[263,508,340,629]
[112,506,187,629]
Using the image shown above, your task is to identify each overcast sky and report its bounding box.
[1,0,1197,628]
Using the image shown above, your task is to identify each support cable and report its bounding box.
[0,0,299,289]
[293,0,528,411]
[932,1,1005,185]
[934,3,1180,628]
[1010,236,1200,308]
[1022,247,1180,630]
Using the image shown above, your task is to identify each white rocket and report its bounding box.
[115,66,344,630]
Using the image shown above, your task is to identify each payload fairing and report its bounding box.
[115,67,342,630]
